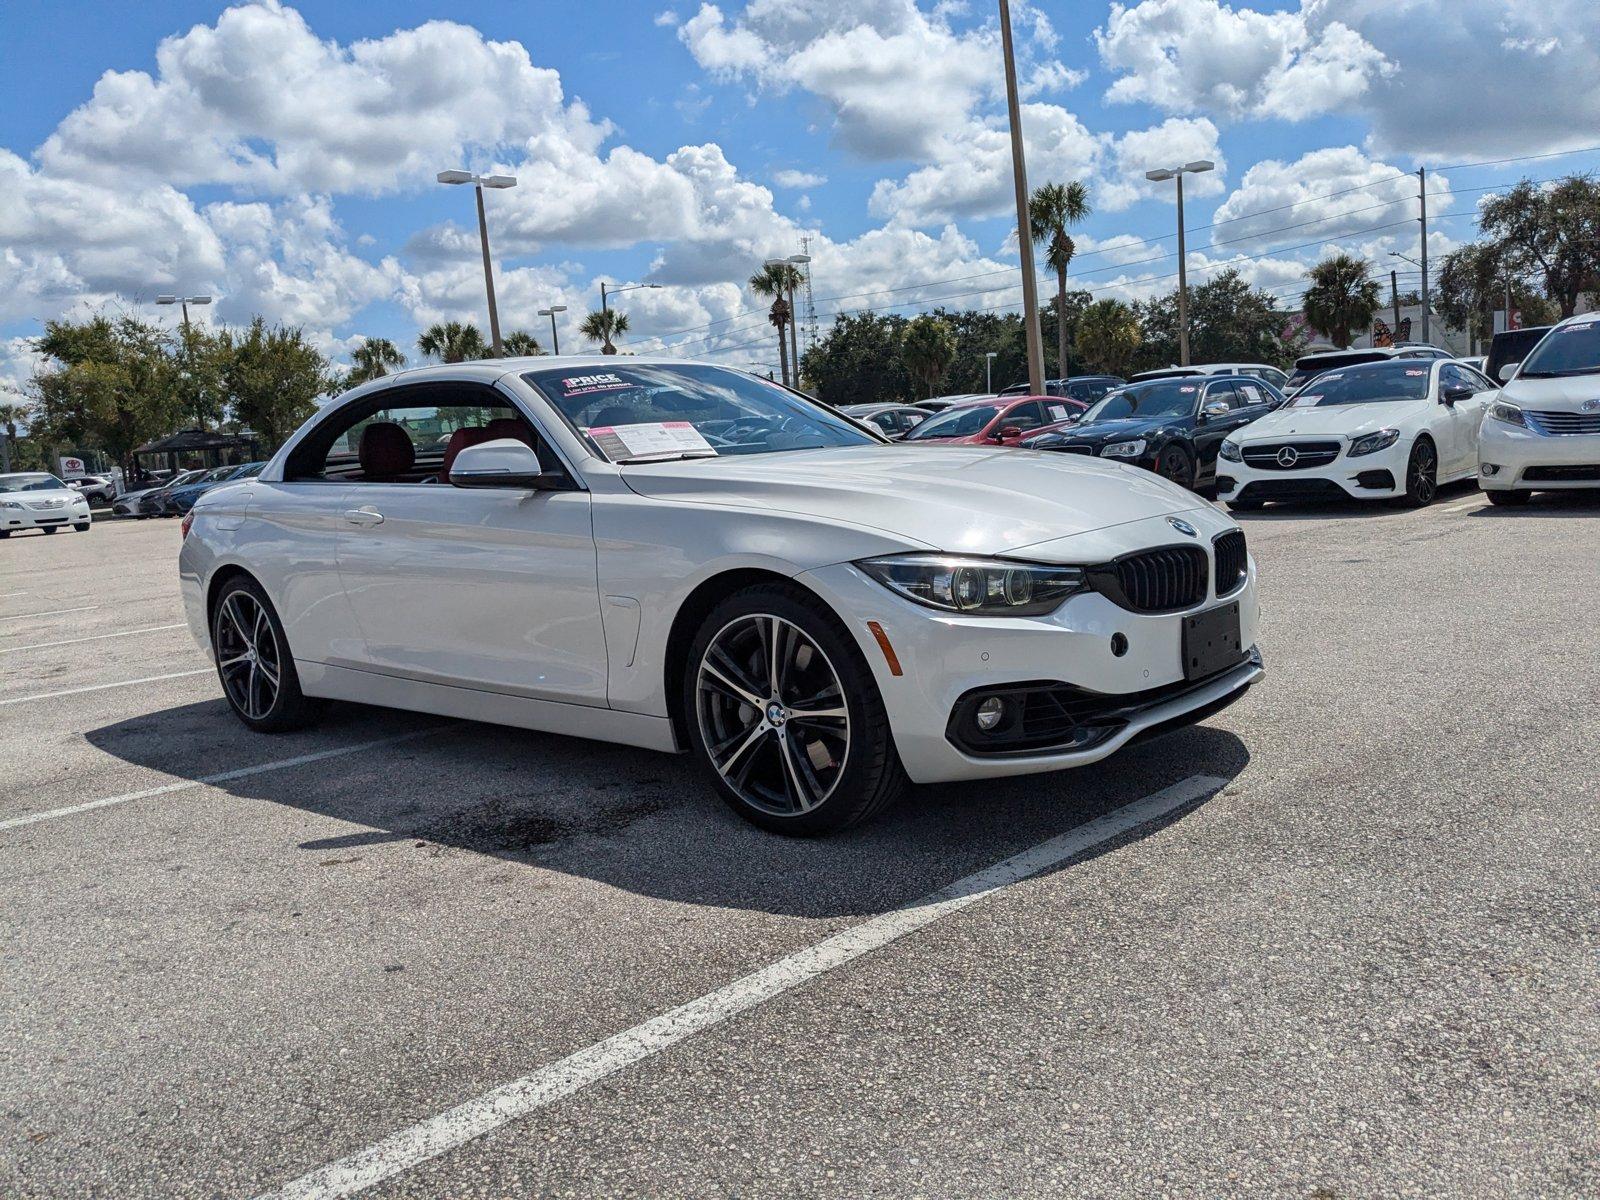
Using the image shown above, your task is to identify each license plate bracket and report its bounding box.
[1182,601,1244,681]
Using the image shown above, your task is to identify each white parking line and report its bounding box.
[256,772,1228,1200]
[0,590,29,598]
[0,623,189,654]
[0,668,213,706]
[0,604,100,623]
[0,726,447,832]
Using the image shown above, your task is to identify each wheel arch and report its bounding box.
[205,563,261,626]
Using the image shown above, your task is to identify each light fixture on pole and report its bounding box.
[597,282,661,356]
[999,0,1045,396]
[437,169,517,357]
[537,305,567,356]
[1145,160,1214,366]
[985,351,998,394]
[155,294,212,329]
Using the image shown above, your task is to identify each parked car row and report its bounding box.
[112,462,264,518]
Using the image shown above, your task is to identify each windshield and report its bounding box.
[1517,320,1600,377]
[903,404,1000,440]
[1287,362,1432,407]
[522,364,875,462]
[0,473,68,492]
[1082,380,1199,423]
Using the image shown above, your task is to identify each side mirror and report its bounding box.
[449,438,570,490]
[1201,401,1230,420]
[1442,384,1473,405]
[996,425,1023,440]
[1497,363,1516,383]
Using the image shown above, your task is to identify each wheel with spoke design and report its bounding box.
[1398,437,1438,508]
[684,583,906,834]
[211,575,322,732]
[1156,445,1194,490]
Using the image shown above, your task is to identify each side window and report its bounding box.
[898,409,928,431]
[1205,381,1241,410]
[290,386,544,484]
[1043,401,1077,425]
[1234,381,1268,408]
[1440,364,1482,394]
[869,412,897,434]
[1006,401,1045,431]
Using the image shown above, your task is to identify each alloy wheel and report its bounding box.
[1158,447,1192,488]
[695,613,850,817]
[215,590,282,721]
[1408,441,1437,505]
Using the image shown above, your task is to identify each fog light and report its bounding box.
[975,696,1007,731]
[1481,463,1500,476]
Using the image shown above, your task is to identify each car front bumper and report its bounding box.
[1216,439,1405,502]
[798,533,1263,785]
[1478,419,1600,490]
[3,502,91,531]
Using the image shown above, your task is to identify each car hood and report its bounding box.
[5,488,82,504]
[1500,375,1600,410]
[1233,401,1423,440]
[1038,416,1180,445]
[616,444,1208,555]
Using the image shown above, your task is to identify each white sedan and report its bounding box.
[1,472,93,536]
[1216,358,1494,509]
[180,358,1263,834]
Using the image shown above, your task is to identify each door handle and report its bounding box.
[343,507,384,527]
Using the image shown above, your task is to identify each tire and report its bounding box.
[1227,497,1265,511]
[682,582,907,835]
[42,527,57,534]
[1486,488,1530,507]
[1397,438,1439,508]
[0,531,9,539]
[210,575,323,733]
[1155,444,1195,490]
[74,523,90,532]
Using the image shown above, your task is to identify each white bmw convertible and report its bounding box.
[180,358,1263,833]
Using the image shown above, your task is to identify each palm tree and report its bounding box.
[1303,254,1383,348]
[417,321,487,363]
[579,309,630,355]
[501,330,544,357]
[901,315,957,398]
[749,262,805,387]
[345,337,406,388]
[0,398,28,473]
[1029,180,1091,380]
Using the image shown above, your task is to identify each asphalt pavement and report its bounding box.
[2,490,1597,1198]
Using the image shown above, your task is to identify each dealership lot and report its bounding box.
[3,496,1598,1198]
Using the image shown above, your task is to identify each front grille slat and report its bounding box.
[1213,529,1247,596]
[1107,544,1208,613]
[1526,410,1600,436]
[1242,440,1342,470]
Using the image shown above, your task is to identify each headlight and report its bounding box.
[1,500,22,510]
[1100,439,1146,459]
[857,554,1087,617]
[1348,428,1401,457]
[1219,439,1242,462]
[1488,401,1527,428]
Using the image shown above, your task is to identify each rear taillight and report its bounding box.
[181,511,195,538]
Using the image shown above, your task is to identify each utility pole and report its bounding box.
[1417,167,1431,345]
[998,0,1044,396]
[1391,269,1401,341]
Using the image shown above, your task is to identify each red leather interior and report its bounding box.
[440,426,493,478]
[358,421,415,480]
[485,416,539,450]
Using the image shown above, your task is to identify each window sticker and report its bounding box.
[1405,368,1427,376]
[1240,384,1262,401]
[558,372,630,398]
[586,421,716,461]
[1046,403,1072,421]
[1179,385,1197,393]
[1291,393,1322,407]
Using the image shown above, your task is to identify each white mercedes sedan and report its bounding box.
[180,358,1263,834]
[1216,358,1495,510]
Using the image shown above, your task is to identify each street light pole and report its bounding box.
[999,0,1045,396]
[537,305,567,355]
[786,254,810,389]
[985,351,998,393]
[1145,160,1214,366]
[1417,168,1431,345]
[437,170,517,357]
[156,294,212,331]
[596,282,661,355]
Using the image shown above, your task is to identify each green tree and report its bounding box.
[0,398,28,473]
[417,321,487,363]
[1303,254,1382,348]
[30,314,181,477]
[501,330,544,356]
[749,262,804,386]
[222,318,330,451]
[1029,180,1091,378]
[900,314,957,398]
[1187,269,1295,365]
[578,309,630,355]
[1478,175,1600,317]
[171,324,229,430]
[345,337,406,388]
[800,312,911,406]
[1076,300,1142,376]
[925,308,1029,395]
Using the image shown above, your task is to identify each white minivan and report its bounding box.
[1479,313,1600,505]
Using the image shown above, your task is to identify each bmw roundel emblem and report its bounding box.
[1167,517,1198,537]
[1276,445,1300,467]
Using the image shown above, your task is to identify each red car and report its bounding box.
[901,394,1087,446]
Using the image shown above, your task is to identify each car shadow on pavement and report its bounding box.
[84,701,1250,919]
[1467,490,1600,517]
[1222,478,1481,521]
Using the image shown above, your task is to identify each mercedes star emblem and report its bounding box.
[1276,446,1300,468]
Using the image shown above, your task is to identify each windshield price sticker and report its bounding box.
[1292,393,1322,407]
[560,373,630,398]
[587,421,716,461]
[1180,385,1197,392]
[1405,368,1427,376]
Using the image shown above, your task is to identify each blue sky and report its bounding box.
[2,0,1597,385]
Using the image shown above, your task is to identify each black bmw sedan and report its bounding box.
[1019,374,1284,491]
